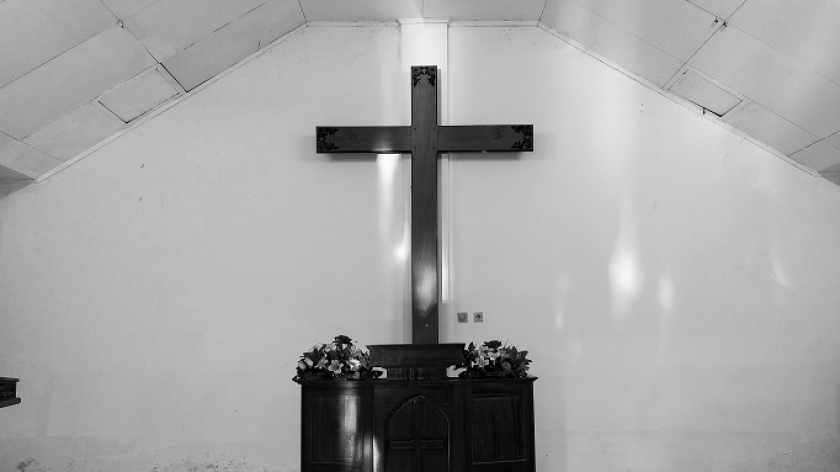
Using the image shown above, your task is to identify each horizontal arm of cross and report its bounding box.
[316,125,533,154]
[438,125,533,153]
[316,126,411,153]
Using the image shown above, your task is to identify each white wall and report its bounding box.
[443,26,840,472]
[0,25,407,471]
[0,24,839,472]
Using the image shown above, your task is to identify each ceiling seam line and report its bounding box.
[180,2,271,52]
[731,26,840,89]
[727,0,749,21]
[95,0,118,19]
[564,0,682,64]
[537,0,549,23]
[297,0,307,22]
[0,19,119,92]
[792,137,833,156]
[157,62,187,93]
[663,20,726,87]
[116,17,161,69]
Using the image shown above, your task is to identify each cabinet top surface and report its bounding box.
[296,376,537,388]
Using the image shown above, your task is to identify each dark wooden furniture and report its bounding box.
[310,66,536,471]
[0,377,20,408]
[299,377,537,472]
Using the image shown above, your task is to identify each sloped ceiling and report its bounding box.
[2,0,839,186]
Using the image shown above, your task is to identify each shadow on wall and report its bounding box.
[0,181,30,200]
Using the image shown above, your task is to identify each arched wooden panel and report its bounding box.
[385,396,449,472]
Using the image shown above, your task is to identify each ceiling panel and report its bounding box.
[424,0,546,21]
[668,68,742,116]
[164,0,304,92]
[565,0,720,61]
[686,0,745,19]
[0,132,62,179]
[99,0,161,19]
[729,0,840,85]
[24,104,125,161]
[541,0,683,86]
[0,26,154,140]
[124,0,272,62]
[0,0,115,89]
[790,140,840,172]
[300,0,423,22]
[689,25,840,138]
[99,68,180,122]
[723,102,819,155]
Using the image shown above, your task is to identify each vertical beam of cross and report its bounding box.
[410,66,440,345]
[316,66,533,345]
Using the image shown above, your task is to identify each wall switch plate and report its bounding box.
[457,312,468,323]
[473,312,484,323]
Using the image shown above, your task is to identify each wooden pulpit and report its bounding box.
[301,66,537,472]
[299,377,537,472]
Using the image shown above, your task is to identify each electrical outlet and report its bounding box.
[457,312,468,323]
[473,312,484,323]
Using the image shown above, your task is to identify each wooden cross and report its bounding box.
[316,65,533,345]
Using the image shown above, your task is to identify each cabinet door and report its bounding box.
[302,387,372,472]
[384,396,449,472]
[465,383,535,472]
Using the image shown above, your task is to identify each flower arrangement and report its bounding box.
[457,340,532,379]
[293,335,382,382]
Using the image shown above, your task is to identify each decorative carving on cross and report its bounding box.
[412,66,437,87]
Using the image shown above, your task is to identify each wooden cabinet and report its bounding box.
[300,378,536,472]
[0,377,20,408]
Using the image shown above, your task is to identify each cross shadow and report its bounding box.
[324,153,379,162]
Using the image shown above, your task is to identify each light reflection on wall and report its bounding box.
[554,273,572,333]
[609,200,642,321]
[377,153,399,236]
[378,152,410,340]
[377,154,409,266]
[771,242,791,290]
[657,275,675,361]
